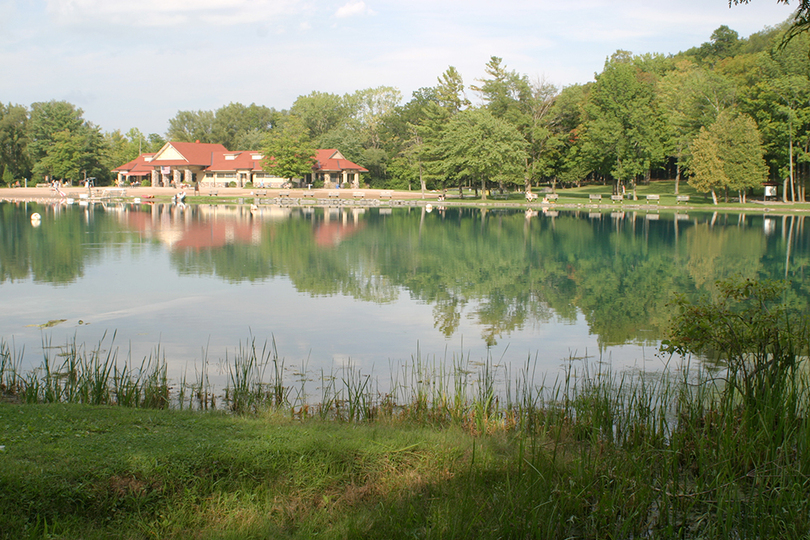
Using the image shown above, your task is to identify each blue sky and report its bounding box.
[0,0,796,135]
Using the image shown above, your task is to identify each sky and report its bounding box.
[0,0,798,136]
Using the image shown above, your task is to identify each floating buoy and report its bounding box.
[30,213,41,227]
[425,204,433,213]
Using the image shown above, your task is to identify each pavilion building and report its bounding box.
[113,142,368,189]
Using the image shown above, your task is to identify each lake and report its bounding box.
[1,201,808,396]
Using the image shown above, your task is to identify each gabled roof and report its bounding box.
[112,144,368,176]
[112,153,155,176]
[313,149,369,173]
[150,141,228,167]
[208,151,266,172]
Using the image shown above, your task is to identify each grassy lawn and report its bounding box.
[0,404,526,539]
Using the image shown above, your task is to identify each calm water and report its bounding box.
[1,201,808,388]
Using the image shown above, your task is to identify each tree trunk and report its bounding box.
[675,162,680,195]
[419,161,426,199]
[481,175,487,201]
[524,155,531,195]
[790,130,795,202]
[711,189,718,205]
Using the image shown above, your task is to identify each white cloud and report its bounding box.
[334,0,374,18]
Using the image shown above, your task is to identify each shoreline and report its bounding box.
[1,185,808,213]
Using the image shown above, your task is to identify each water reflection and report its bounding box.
[1,201,808,379]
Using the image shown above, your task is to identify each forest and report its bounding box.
[1,18,809,202]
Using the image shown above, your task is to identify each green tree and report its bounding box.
[659,60,737,193]
[212,102,278,149]
[689,111,767,203]
[739,31,810,201]
[38,124,106,184]
[166,110,215,143]
[545,83,591,190]
[27,101,84,178]
[261,118,316,185]
[290,92,353,141]
[27,101,107,183]
[0,103,30,185]
[583,51,666,197]
[435,66,471,114]
[473,57,559,193]
[437,108,528,200]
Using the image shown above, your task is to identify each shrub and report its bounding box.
[228,181,236,188]
[662,277,808,416]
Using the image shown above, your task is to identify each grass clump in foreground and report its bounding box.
[2,277,810,539]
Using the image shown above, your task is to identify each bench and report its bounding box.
[379,190,393,200]
[36,183,49,188]
[302,191,316,198]
[526,192,539,202]
[676,195,690,204]
[589,194,602,203]
[353,191,365,199]
[208,190,218,196]
[646,194,660,204]
[611,195,624,203]
[256,190,267,197]
[546,193,559,203]
[327,190,340,199]
[279,190,291,198]
[102,188,127,198]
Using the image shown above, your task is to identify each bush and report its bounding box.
[228,181,236,188]
[141,179,151,187]
[662,277,808,415]
[2,168,13,187]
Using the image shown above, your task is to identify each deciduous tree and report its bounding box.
[689,111,767,203]
[260,118,316,185]
[437,108,528,200]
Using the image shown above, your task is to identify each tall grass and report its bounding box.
[0,333,169,408]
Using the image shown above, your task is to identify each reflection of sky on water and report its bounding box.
[0,234,654,392]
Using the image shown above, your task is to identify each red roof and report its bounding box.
[208,151,266,172]
[313,149,369,173]
[112,144,367,176]
[149,141,228,167]
[112,153,155,176]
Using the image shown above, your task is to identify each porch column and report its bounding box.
[173,169,181,187]
[184,169,192,185]
[342,170,348,188]
[151,169,158,186]
[325,173,331,188]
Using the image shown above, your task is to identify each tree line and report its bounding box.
[1,17,808,203]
